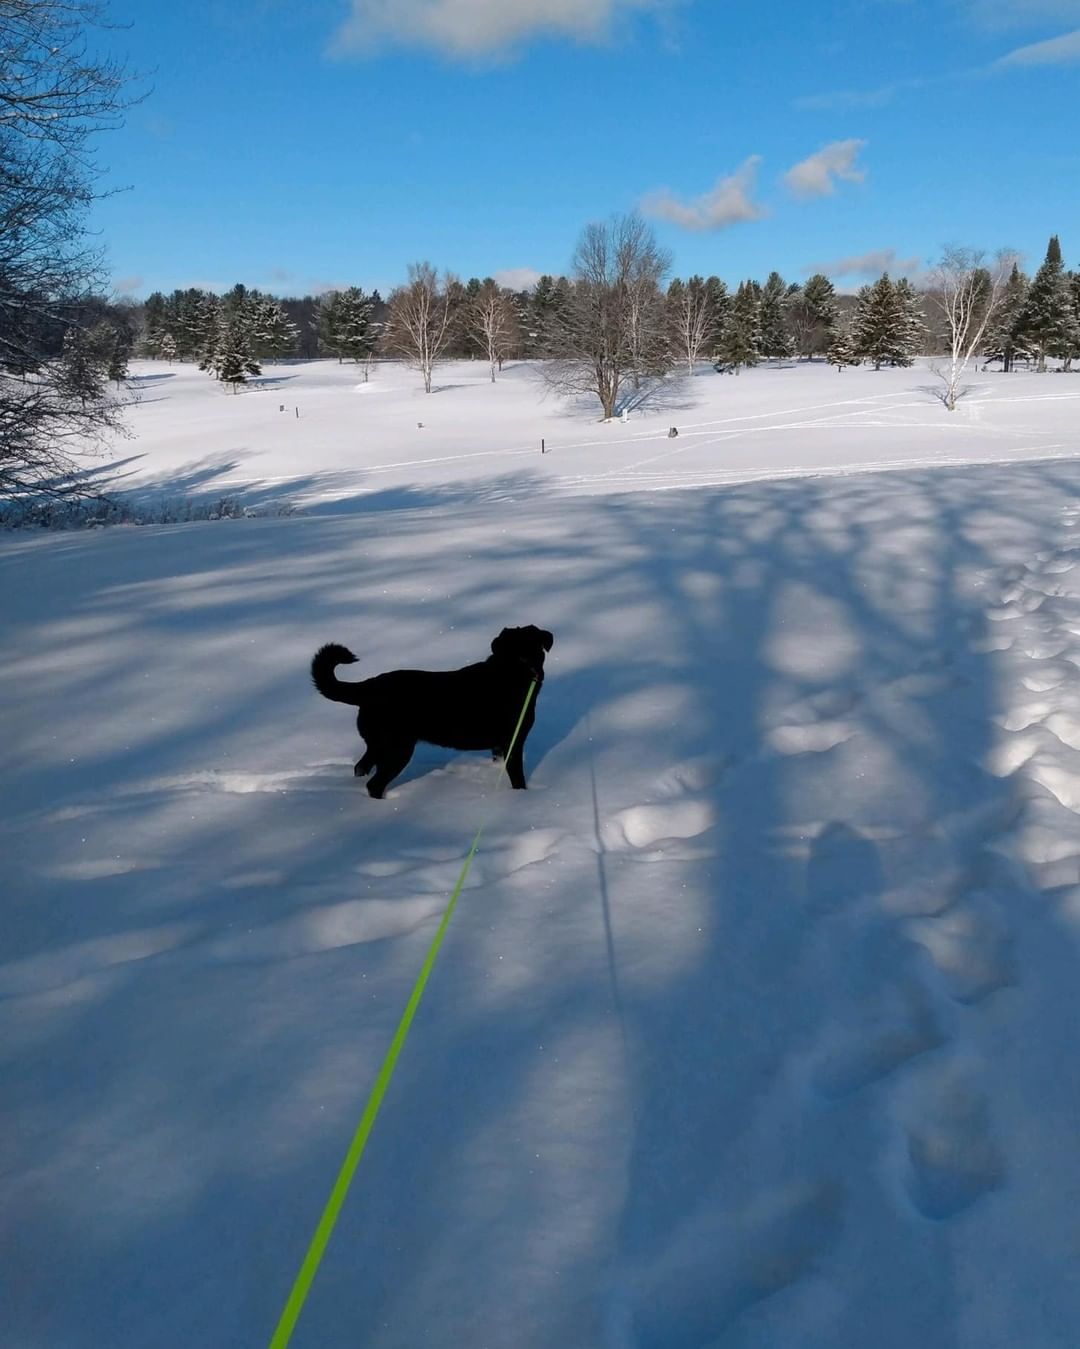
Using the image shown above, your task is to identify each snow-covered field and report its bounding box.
[4,358,1080,1348]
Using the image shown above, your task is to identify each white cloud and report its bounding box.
[333,0,672,59]
[112,275,144,296]
[960,0,1080,30]
[641,158,767,232]
[493,267,543,290]
[783,140,867,199]
[794,77,925,111]
[807,248,922,280]
[994,25,1080,63]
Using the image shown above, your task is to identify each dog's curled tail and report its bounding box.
[311,643,363,705]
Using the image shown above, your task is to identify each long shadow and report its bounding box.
[3,459,1080,1347]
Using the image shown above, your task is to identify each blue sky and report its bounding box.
[92,0,1080,298]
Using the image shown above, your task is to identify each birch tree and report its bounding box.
[927,246,1013,410]
[386,262,455,393]
[667,276,715,376]
[469,280,517,382]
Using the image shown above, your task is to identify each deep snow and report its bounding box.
[3,359,1080,1349]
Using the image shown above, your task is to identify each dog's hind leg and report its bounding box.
[366,741,416,799]
[354,749,375,777]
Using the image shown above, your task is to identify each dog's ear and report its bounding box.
[491,628,512,656]
[538,629,554,652]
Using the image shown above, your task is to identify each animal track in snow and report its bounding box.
[599,799,713,852]
[205,894,446,964]
[811,995,944,1100]
[908,893,1016,1004]
[608,1180,844,1349]
[766,721,855,756]
[902,1070,1004,1220]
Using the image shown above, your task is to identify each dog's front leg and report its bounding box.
[504,743,527,790]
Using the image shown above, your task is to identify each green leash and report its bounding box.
[268,681,538,1348]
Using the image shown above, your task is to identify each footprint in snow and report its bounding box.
[599,800,713,854]
[901,1067,1004,1220]
[908,891,1017,1004]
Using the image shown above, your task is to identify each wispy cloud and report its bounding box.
[112,275,144,296]
[807,248,923,280]
[332,0,674,60]
[994,25,1080,64]
[794,77,925,111]
[783,139,867,199]
[493,267,543,290]
[641,157,767,232]
[959,0,1080,30]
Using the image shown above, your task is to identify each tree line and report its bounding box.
[4,2,1079,499]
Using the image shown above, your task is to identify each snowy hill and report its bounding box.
[3,359,1080,1348]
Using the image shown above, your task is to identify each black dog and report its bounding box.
[311,626,553,798]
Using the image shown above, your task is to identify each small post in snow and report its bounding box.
[541,438,545,455]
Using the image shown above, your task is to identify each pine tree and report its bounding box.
[1018,235,1077,371]
[334,288,377,364]
[195,294,223,372]
[715,281,760,372]
[788,273,839,359]
[316,291,344,361]
[1066,271,1080,372]
[175,288,206,361]
[852,274,908,369]
[159,331,177,363]
[141,292,168,355]
[250,296,299,363]
[208,316,261,392]
[894,278,926,364]
[826,324,858,370]
[106,328,130,387]
[704,276,730,356]
[983,263,1030,371]
[759,271,794,363]
[59,326,107,409]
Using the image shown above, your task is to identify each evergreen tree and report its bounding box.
[316,291,345,360]
[250,296,299,362]
[983,263,1030,371]
[207,316,261,392]
[334,288,377,363]
[852,274,908,369]
[788,273,839,359]
[826,324,858,370]
[195,293,223,371]
[175,288,206,361]
[1018,235,1077,371]
[59,326,107,409]
[759,271,794,363]
[715,281,760,372]
[704,276,730,355]
[530,275,570,354]
[159,331,177,363]
[105,326,131,386]
[1066,271,1080,372]
[141,292,168,355]
[894,277,926,364]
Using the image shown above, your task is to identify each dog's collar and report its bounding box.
[514,655,543,683]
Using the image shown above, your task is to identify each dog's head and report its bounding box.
[491,625,554,679]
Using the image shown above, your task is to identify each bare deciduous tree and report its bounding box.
[385,262,455,393]
[1,0,139,498]
[545,213,673,419]
[469,280,517,382]
[927,246,1014,410]
[667,277,715,376]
